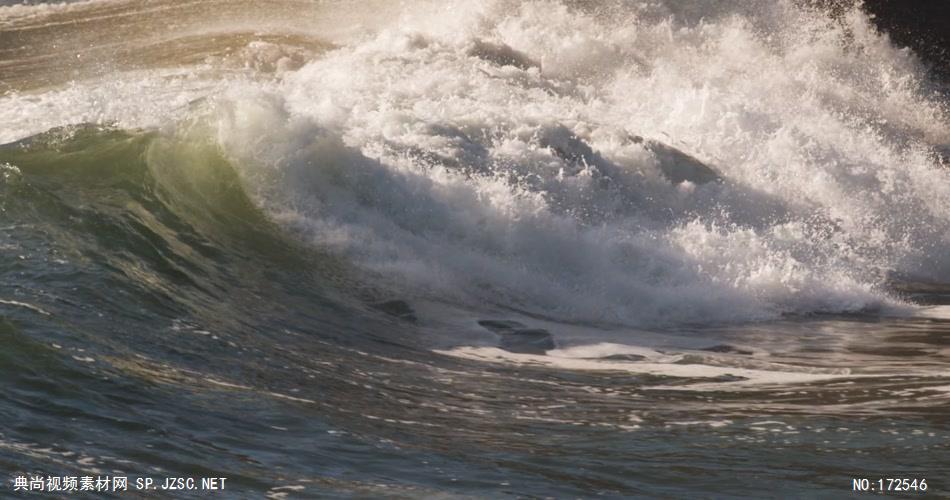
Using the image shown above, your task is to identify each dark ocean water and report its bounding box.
[2,1,950,497]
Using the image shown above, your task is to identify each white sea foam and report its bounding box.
[435,345,854,388]
[4,0,950,327]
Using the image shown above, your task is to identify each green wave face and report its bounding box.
[3,125,271,246]
[0,124,369,362]
[0,127,429,494]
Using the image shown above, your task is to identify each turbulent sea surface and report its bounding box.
[2,0,950,497]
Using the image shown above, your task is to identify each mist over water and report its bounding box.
[2,0,950,497]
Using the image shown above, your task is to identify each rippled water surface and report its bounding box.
[2,0,949,497]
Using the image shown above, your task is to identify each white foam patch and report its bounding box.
[435,346,855,388]
[0,0,125,25]
[913,305,950,320]
[0,69,223,144]
[548,343,674,361]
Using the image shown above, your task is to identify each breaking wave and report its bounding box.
[3,0,950,329]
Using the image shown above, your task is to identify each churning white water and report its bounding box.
[4,0,950,327]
